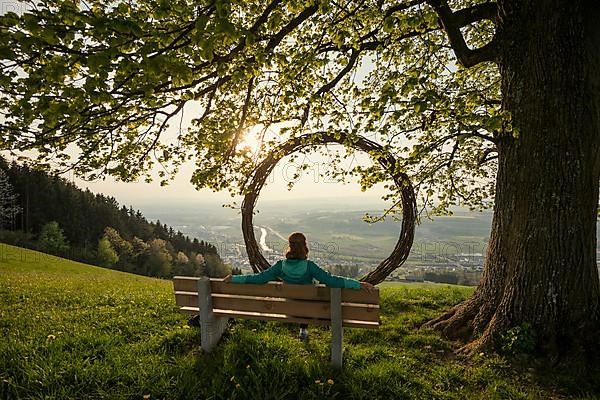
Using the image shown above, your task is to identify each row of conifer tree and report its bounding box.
[0,157,233,278]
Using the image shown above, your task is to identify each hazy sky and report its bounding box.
[70,145,392,212]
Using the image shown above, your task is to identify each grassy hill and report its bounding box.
[0,243,595,399]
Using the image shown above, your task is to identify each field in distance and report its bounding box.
[142,201,493,268]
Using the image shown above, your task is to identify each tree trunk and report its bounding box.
[427,0,600,363]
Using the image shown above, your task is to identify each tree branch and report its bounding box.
[226,77,255,160]
[137,101,187,166]
[453,2,498,26]
[426,0,499,67]
[301,48,360,126]
[384,0,427,18]
[265,4,319,51]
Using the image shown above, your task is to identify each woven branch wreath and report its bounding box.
[241,132,417,285]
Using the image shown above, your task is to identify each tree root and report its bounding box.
[424,283,600,365]
[423,295,505,356]
[424,298,481,342]
[456,318,500,355]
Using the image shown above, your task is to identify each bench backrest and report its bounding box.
[173,276,380,329]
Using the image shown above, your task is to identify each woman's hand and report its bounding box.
[222,274,232,283]
[360,281,375,292]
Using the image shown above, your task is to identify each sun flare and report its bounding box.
[237,125,264,153]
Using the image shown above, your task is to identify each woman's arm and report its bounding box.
[308,261,363,289]
[229,261,283,284]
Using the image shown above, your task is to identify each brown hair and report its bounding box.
[285,232,309,260]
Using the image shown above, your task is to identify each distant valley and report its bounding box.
[139,199,492,279]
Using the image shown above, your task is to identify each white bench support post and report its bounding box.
[330,288,343,369]
[197,277,228,352]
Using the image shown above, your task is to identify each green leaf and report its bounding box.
[195,15,209,32]
[0,12,20,27]
[383,16,395,33]
[414,101,427,114]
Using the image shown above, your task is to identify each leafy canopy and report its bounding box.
[0,0,503,214]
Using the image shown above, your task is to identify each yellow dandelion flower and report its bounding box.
[235,383,241,389]
[314,380,321,384]
[143,395,150,399]
[327,379,334,385]
[47,334,56,340]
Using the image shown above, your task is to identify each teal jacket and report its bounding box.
[231,259,361,289]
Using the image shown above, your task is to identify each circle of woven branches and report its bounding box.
[241,132,417,285]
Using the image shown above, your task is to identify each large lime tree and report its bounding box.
[1,0,598,361]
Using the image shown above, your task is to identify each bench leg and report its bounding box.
[198,277,228,352]
[330,288,343,369]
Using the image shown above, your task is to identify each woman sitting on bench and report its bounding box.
[223,232,374,340]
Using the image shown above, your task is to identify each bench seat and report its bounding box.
[172,276,380,368]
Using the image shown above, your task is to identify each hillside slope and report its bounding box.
[0,243,195,399]
[0,244,593,399]
[1,157,221,278]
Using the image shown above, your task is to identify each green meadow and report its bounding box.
[0,243,595,399]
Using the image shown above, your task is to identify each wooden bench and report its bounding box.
[172,276,380,368]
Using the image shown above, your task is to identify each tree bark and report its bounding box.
[427,0,600,363]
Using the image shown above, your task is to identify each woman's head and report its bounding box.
[285,232,309,260]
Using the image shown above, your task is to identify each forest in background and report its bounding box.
[0,158,234,278]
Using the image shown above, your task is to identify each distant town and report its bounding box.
[189,223,487,286]
[144,203,600,287]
